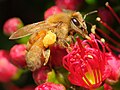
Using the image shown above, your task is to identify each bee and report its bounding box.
[9,10,89,71]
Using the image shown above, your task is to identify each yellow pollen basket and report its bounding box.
[43,31,56,48]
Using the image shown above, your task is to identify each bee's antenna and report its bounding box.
[84,10,98,19]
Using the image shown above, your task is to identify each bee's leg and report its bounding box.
[26,30,47,71]
[57,38,68,48]
[57,38,73,52]
[26,45,45,71]
[42,49,50,65]
[66,35,76,43]
[65,35,76,52]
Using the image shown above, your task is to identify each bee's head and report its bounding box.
[70,12,88,39]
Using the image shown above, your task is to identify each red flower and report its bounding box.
[55,0,84,10]
[104,83,113,90]
[0,50,9,60]
[3,17,23,36]
[44,6,62,19]
[35,82,66,90]
[105,53,120,83]
[10,44,27,68]
[50,45,68,67]
[33,66,51,85]
[0,50,18,82]
[95,2,120,53]
[63,34,111,89]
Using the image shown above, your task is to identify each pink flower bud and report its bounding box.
[35,82,66,90]
[55,0,83,10]
[10,44,27,68]
[44,6,62,19]
[33,66,51,85]
[0,50,18,82]
[3,17,23,36]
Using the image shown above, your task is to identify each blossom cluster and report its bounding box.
[1,0,120,90]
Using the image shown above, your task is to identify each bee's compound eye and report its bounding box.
[71,17,80,26]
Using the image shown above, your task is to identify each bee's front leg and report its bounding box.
[57,36,74,52]
[66,35,75,43]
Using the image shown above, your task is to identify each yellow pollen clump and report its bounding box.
[43,31,56,48]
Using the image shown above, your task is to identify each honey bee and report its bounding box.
[9,10,89,71]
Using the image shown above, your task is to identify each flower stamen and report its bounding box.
[96,17,120,39]
[105,2,120,24]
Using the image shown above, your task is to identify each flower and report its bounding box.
[105,52,120,85]
[55,0,84,10]
[63,34,111,89]
[50,45,68,67]
[44,6,62,19]
[10,44,27,68]
[0,50,18,82]
[0,50,9,60]
[104,83,113,90]
[95,2,120,53]
[3,17,23,36]
[35,82,66,90]
[33,66,51,85]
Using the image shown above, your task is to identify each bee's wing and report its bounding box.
[9,21,54,39]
